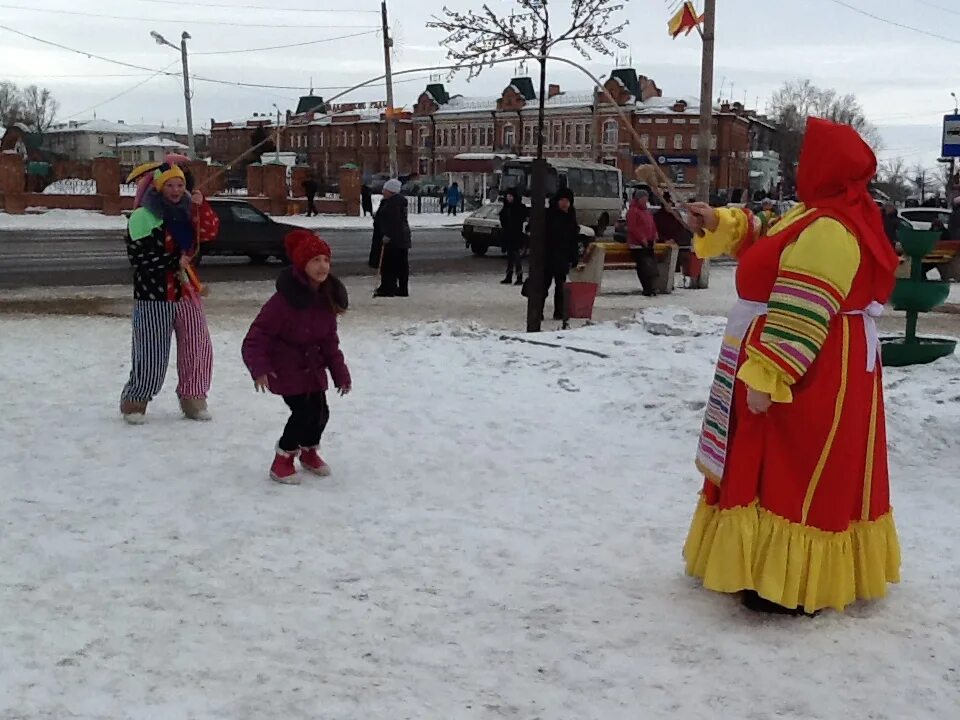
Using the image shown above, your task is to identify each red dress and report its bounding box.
[683,207,901,612]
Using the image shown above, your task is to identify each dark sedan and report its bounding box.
[197,198,300,264]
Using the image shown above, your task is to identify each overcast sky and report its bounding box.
[0,0,955,169]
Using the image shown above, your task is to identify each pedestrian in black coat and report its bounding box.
[303,177,319,217]
[361,184,373,217]
[882,203,901,249]
[499,187,529,286]
[540,187,580,321]
[372,179,412,297]
[947,199,960,241]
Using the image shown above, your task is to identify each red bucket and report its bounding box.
[564,281,599,320]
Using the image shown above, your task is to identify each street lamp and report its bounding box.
[951,92,958,116]
[151,30,196,158]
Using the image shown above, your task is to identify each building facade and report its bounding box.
[412,69,763,197]
[117,136,191,166]
[42,119,202,161]
[210,99,417,185]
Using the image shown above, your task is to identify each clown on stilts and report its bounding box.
[681,118,902,615]
[119,155,220,424]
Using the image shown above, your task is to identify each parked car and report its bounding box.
[461,202,595,256]
[899,207,951,231]
[196,198,301,264]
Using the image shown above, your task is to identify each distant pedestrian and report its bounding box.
[446,182,462,216]
[372,178,412,297]
[303,176,319,217]
[242,229,351,485]
[757,197,779,235]
[626,189,660,297]
[948,196,960,240]
[883,202,900,249]
[499,187,528,286]
[439,186,447,214]
[361,184,373,217]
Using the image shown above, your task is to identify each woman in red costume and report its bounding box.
[682,117,901,614]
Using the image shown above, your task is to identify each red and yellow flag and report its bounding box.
[668,1,703,39]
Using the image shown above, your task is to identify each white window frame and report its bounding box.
[602,119,618,146]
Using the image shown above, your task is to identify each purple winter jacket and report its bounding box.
[241,268,351,396]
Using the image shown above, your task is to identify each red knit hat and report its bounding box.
[285,229,332,271]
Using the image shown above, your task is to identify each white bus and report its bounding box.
[498,157,623,236]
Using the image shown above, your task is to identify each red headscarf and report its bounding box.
[796,117,898,300]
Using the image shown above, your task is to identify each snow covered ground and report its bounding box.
[0,193,461,232]
[0,275,958,718]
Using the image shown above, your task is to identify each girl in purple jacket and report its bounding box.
[242,229,352,484]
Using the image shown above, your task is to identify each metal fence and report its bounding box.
[407,195,480,215]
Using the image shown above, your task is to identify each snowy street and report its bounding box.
[0,271,958,718]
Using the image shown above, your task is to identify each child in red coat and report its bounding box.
[242,229,352,484]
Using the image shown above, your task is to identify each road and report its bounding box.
[0,227,487,289]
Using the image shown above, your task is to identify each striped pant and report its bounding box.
[121,299,214,403]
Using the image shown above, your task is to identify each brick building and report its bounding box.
[210,97,416,185]
[412,68,767,197]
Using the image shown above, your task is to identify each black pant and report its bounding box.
[447,204,458,216]
[505,241,523,278]
[630,247,659,296]
[541,269,568,320]
[279,392,330,452]
[379,246,409,296]
[306,194,317,216]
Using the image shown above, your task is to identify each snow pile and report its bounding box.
[0,209,127,230]
[42,179,97,195]
[0,307,957,717]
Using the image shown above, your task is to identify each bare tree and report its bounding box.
[0,81,23,127]
[769,79,881,194]
[20,85,59,133]
[908,162,934,203]
[873,157,910,204]
[427,0,629,332]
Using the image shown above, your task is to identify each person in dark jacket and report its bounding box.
[541,187,581,322]
[499,187,528,285]
[626,189,659,297]
[242,229,351,485]
[372,178,412,297]
[303,176,319,217]
[446,182,462,216]
[361,184,373,217]
[947,197,960,240]
[883,203,901,249]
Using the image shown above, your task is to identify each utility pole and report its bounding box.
[272,104,282,164]
[381,0,398,177]
[179,32,196,158]
[151,30,195,158]
[526,21,550,333]
[696,0,716,204]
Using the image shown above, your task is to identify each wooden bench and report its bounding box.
[590,241,682,294]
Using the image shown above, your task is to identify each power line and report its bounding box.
[909,0,960,17]
[192,30,379,55]
[0,23,435,96]
[125,0,379,12]
[1,73,154,79]
[59,61,180,122]
[0,24,351,91]
[822,0,960,44]
[0,4,376,29]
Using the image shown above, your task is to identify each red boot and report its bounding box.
[269,447,300,485]
[299,446,331,476]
